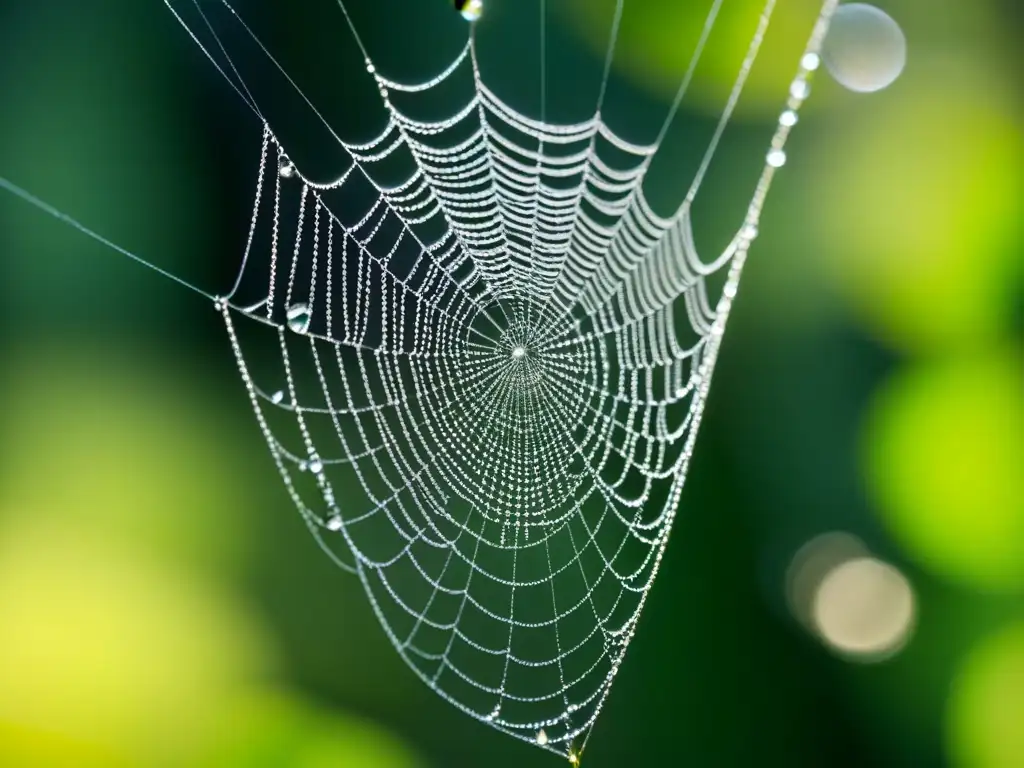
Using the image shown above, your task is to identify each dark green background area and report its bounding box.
[0,2,1021,767]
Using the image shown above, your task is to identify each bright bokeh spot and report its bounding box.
[562,0,824,116]
[947,622,1024,768]
[0,518,271,767]
[822,3,906,93]
[863,349,1024,592]
[808,62,1021,352]
[786,531,868,629]
[812,556,916,661]
[786,534,916,662]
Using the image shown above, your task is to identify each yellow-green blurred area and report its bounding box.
[0,1,1020,767]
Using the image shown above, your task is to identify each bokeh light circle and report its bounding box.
[786,533,916,662]
[786,531,868,629]
[811,556,916,660]
[822,4,906,93]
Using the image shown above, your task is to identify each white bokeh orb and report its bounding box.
[823,4,907,93]
[812,556,916,660]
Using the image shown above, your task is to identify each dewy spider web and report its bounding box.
[3,0,839,760]
[186,0,840,759]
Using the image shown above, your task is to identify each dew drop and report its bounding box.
[767,149,787,168]
[801,52,821,71]
[779,109,798,127]
[286,303,311,333]
[278,156,295,178]
[308,457,324,474]
[823,3,907,93]
[326,515,344,531]
[270,390,285,405]
[536,729,549,746]
[455,0,483,22]
[790,78,811,99]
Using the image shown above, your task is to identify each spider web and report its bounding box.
[166,0,838,758]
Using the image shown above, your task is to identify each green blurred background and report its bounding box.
[0,1,1020,766]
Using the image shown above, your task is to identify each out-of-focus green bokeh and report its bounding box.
[0,1,1020,766]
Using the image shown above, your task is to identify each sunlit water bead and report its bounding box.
[278,155,296,179]
[823,4,907,93]
[790,78,811,100]
[454,0,483,22]
[767,149,787,168]
[286,303,311,333]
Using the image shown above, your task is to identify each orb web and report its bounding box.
[166,0,838,758]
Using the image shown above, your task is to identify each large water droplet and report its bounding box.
[767,149,787,168]
[270,390,285,405]
[823,4,907,93]
[326,515,343,531]
[286,303,311,333]
[454,0,483,22]
[278,156,296,178]
[536,729,549,746]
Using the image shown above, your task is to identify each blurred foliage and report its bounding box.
[0,0,1021,767]
[862,347,1024,593]
[0,515,270,766]
[0,0,213,333]
[807,58,1021,353]
[947,622,1024,768]
[560,0,824,116]
[199,690,423,768]
[0,345,254,576]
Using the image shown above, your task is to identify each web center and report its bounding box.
[511,346,527,359]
